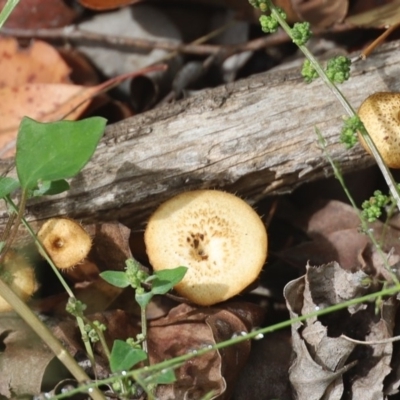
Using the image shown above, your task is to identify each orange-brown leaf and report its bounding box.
[0,64,166,157]
[0,38,70,88]
[78,0,142,10]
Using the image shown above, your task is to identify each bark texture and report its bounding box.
[2,40,400,231]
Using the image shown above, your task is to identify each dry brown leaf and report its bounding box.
[58,48,100,86]
[0,315,70,397]
[233,331,293,400]
[148,303,254,400]
[275,0,348,27]
[284,262,397,399]
[86,222,133,273]
[346,0,400,27]
[295,199,361,237]
[279,228,370,271]
[0,38,71,88]
[0,0,78,29]
[53,309,141,378]
[74,278,127,315]
[79,0,142,10]
[285,267,359,399]
[283,199,400,276]
[0,64,165,157]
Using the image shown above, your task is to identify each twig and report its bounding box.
[0,23,355,57]
[341,334,400,345]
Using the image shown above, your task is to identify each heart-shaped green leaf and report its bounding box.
[16,117,106,189]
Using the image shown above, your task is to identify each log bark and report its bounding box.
[2,39,400,231]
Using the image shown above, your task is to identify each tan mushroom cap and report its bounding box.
[145,190,268,306]
[0,251,37,312]
[37,218,92,270]
[358,92,400,168]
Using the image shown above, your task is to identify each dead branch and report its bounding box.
[1,39,400,233]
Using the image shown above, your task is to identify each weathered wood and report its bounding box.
[2,40,400,230]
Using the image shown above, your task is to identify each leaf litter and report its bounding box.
[3,1,400,398]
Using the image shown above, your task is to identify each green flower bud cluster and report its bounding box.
[259,8,286,33]
[85,321,106,343]
[361,190,390,222]
[125,258,148,289]
[248,0,268,12]
[301,59,318,83]
[326,56,351,84]
[291,22,311,46]
[302,55,352,84]
[340,116,364,149]
[66,297,87,317]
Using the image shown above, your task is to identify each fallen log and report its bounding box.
[2,39,400,231]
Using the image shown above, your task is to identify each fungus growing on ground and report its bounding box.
[37,217,92,270]
[358,92,400,168]
[144,190,268,306]
[0,251,37,312]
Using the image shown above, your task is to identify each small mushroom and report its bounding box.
[144,190,268,306]
[37,217,92,270]
[358,92,400,168]
[0,250,37,312]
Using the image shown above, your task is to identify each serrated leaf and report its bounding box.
[151,267,188,295]
[110,340,147,373]
[100,271,130,288]
[0,177,19,198]
[16,117,106,189]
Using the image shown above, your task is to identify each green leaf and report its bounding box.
[150,368,176,385]
[151,267,188,295]
[16,117,107,190]
[0,177,19,198]
[110,340,147,373]
[100,271,130,288]
[135,291,153,308]
[32,179,70,197]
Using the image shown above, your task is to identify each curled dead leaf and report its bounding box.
[148,303,257,399]
[284,262,397,399]
[275,0,348,27]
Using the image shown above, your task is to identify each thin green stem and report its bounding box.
[0,275,105,399]
[0,190,28,265]
[316,128,399,285]
[0,0,19,29]
[0,211,16,243]
[141,306,148,356]
[51,282,400,399]
[89,319,111,360]
[4,197,98,375]
[6,196,75,297]
[266,0,400,213]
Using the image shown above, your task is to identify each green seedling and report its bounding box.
[0,115,106,400]
[100,259,187,397]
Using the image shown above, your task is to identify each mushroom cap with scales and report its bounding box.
[358,92,400,168]
[37,217,92,270]
[144,190,268,306]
